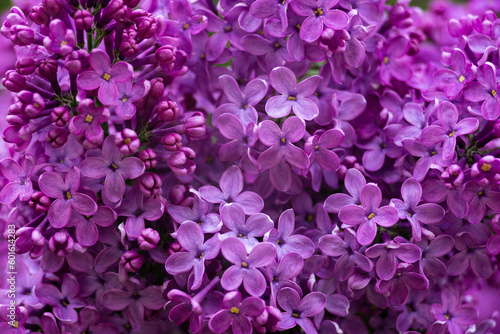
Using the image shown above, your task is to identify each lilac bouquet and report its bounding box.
[2,0,500,333]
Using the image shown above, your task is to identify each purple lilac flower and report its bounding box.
[375,263,428,305]
[304,128,344,172]
[430,287,478,334]
[43,19,75,56]
[325,168,366,213]
[277,287,326,333]
[462,181,500,224]
[416,234,455,278]
[114,79,150,120]
[290,0,348,43]
[434,49,475,99]
[390,178,445,240]
[68,99,109,147]
[199,165,264,214]
[447,232,493,279]
[265,66,321,120]
[464,62,500,120]
[220,237,276,296]
[80,135,145,203]
[0,155,36,204]
[38,166,97,228]
[165,221,220,289]
[71,205,116,246]
[264,209,315,259]
[77,49,132,105]
[339,183,399,245]
[218,113,258,162]
[168,193,222,233]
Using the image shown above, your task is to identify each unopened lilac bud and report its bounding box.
[139,172,162,197]
[42,0,62,16]
[74,9,93,31]
[389,4,412,29]
[50,106,70,127]
[441,164,464,189]
[162,133,183,151]
[168,241,182,255]
[158,100,180,122]
[16,57,36,75]
[2,70,26,92]
[29,5,50,25]
[136,15,157,39]
[138,148,157,169]
[65,50,87,74]
[115,128,140,155]
[184,112,206,138]
[168,184,192,205]
[138,228,160,250]
[155,45,175,65]
[31,228,45,258]
[120,38,138,57]
[10,25,35,46]
[168,147,196,176]
[149,78,164,99]
[49,231,74,257]
[106,0,130,21]
[120,251,144,272]
[29,191,51,213]
[39,58,58,81]
[46,127,69,148]
[124,0,141,7]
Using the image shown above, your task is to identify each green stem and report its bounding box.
[87,31,94,52]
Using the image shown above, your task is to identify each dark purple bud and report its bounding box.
[106,0,130,21]
[46,127,69,148]
[29,191,51,213]
[48,231,74,257]
[138,228,160,250]
[161,133,182,152]
[168,184,193,205]
[16,57,36,75]
[2,70,26,92]
[149,78,164,99]
[50,106,70,127]
[42,0,62,16]
[136,14,157,39]
[389,4,412,29]
[168,241,182,255]
[138,148,157,169]
[115,128,140,155]
[74,9,93,31]
[120,251,144,272]
[39,58,58,81]
[138,172,162,197]
[10,25,35,46]
[168,147,196,176]
[155,45,175,65]
[157,100,179,122]
[29,5,50,25]
[184,112,206,138]
[120,38,138,57]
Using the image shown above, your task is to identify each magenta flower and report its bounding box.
[338,183,399,246]
[265,67,321,120]
[290,0,348,43]
[264,209,315,260]
[168,193,222,233]
[376,263,428,305]
[464,62,500,120]
[165,221,220,290]
[39,167,97,228]
[43,19,75,56]
[390,178,445,240]
[462,181,500,224]
[80,136,145,203]
[304,128,344,172]
[319,229,373,281]
[77,49,132,105]
[68,99,110,146]
[71,206,117,247]
[277,287,326,333]
[325,168,366,213]
[101,280,164,330]
[114,79,150,120]
[221,237,276,296]
[447,232,493,279]
[266,252,304,304]
[419,101,479,160]
[218,113,258,162]
[0,155,36,204]
[434,49,475,99]
[199,165,264,215]
[430,287,478,334]
[208,291,265,334]
[416,234,454,278]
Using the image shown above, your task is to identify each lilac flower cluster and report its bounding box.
[1,0,500,333]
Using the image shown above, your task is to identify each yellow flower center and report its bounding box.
[224,26,232,32]
[448,131,455,138]
[458,75,465,83]
[199,252,204,259]
[431,151,437,155]
[481,163,492,172]
[492,89,497,97]
[281,138,286,143]
[314,145,319,150]
[368,213,375,219]
[62,300,69,306]
[183,23,190,30]
[60,40,68,46]
[85,114,93,123]
[124,138,131,145]
[288,96,296,101]
[296,23,301,30]
[230,307,240,314]
[111,163,118,170]
[122,98,128,103]
[384,56,389,64]
[102,73,111,81]
[313,7,324,16]
[34,103,39,108]
[65,191,72,200]
[13,321,19,328]
[241,262,248,268]
[274,42,281,48]
[292,312,299,318]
